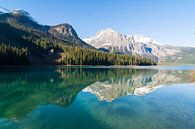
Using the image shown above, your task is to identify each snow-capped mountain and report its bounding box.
[84,29,180,62]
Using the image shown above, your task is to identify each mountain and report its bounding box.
[84,28,195,63]
[48,23,90,48]
[0,9,47,31]
[0,9,92,48]
[0,9,156,66]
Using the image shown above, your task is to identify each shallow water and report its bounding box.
[0,66,195,129]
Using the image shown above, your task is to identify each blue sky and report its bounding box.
[0,0,195,46]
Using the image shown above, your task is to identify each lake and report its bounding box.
[0,66,195,129]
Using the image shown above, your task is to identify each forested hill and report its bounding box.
[0,10,157,66]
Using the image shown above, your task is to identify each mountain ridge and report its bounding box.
[84,28,195,63]
[0,9,156,66]
[0,9,92,48]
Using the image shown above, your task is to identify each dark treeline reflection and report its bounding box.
[0,67,192,119]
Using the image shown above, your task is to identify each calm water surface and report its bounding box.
[0,66,195,129]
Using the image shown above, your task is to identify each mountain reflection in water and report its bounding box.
[83,68,194,102]
[0,66,194,119]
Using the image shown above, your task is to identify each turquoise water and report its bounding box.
[0,66,195,129]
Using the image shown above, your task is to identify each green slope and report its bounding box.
[0,11,156,66]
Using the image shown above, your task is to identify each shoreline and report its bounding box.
[0,64,195,69]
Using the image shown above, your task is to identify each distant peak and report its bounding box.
[12,9,30,16]
[96,28,122,37]
[103,28,115,32]
[50,23,79,38]
[54,23,73,28]
[98,28,116,33]
[10,9,37,23]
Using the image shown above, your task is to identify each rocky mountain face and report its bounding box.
[84,29,194,63]
[48,24,91,48]
[0,9,157,66]
[0,9,92,48]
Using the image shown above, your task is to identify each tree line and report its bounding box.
[0,42,157,66]
[0,23,157,66]
[60,46,157,65]
[0,43,29,65]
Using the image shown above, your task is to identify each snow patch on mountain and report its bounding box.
[84,28,181,62]
[132,34,163,45]
[11,9,37,23]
